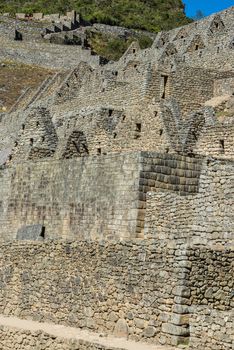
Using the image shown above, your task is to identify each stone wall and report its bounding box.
[0,152,202,240]
[0,153,142,240]
[0,36,101,69]
[0,240,188,346]
[0,240,232,348]
[0,325,123,350]
[188,246,234,350]
[189,307,233,350]
[194,123,234,159]
[144,158,234,247]
[188,247,233,311]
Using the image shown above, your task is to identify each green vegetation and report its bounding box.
[87,31,153,61]
[0,0,192,32]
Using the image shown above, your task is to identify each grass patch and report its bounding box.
[87,31,153,61]
[0,60,54,110]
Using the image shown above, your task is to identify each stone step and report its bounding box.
[0,315,179,350]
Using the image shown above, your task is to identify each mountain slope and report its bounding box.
[0,0,192,32]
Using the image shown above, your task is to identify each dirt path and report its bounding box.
[0,314,180,350]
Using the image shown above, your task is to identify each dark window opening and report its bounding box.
[122,115,126,121]
[217,46,220,53]
[9,155,12,161]
[161,75,169,99]
[219,139,225,152]
[133,49,136,53]
[134,123,141,139]
[30,138,34,146]
[41,226,45,239]
[136,123,141,132]
[192,131,197,141]
[215,22,219,29]
[195,44,199,51]
[97,148,101,155]
[134,64,137,68]
[113,133,117,139]
[159,129,163,136]
[109,109,113,117]
[41,136,45,142]
[22,124,25,130]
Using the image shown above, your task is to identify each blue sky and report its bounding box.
[183,0,234,18]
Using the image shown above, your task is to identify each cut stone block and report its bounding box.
[16,224,45,241]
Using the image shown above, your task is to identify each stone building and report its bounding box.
[0,6,233,350]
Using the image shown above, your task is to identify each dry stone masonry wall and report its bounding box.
[0,6,233,350]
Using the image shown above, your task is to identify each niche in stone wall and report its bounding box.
[155,32,170,49]
[186,35,205,53]
[219,139,225,153]
[161,75,169,99]
[164,43,177,57]
[134,123,141,139]
[229,38,234,49]
[62,131,89,159]
[174,27,189,41]
[209,15,225,34]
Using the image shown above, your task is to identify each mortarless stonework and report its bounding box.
[0,6,233,350]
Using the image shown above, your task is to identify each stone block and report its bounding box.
[162,323,190,336]
[16,224,45,241]
[144,326,157,337]
[114,319,129,339]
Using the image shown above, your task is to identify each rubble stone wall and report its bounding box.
[144,159,234,247]
[0,240,187,346]
[0,326,122,350]
[189,307,234,350]
[0,240,232,348]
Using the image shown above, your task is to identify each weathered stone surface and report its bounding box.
[161,323,189,337]
[114,319,129,339]
[16,224,45,241]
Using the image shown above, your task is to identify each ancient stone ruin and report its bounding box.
[0,6,233,350]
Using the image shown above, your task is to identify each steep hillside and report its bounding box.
[0,61,54,111]
[0,0,192,32]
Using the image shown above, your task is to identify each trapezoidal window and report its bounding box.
[161,75,169,99]
[134,123,141,139]
[219,139,225,153]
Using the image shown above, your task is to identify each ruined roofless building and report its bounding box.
[0,6,233,350]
